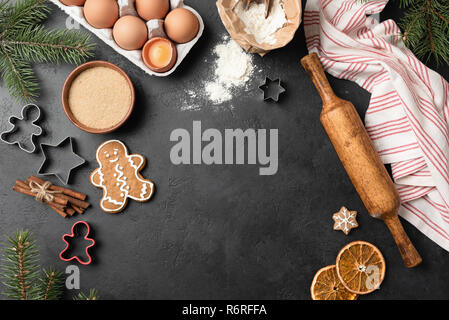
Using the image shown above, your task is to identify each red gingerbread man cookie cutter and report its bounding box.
[59,221,95,265]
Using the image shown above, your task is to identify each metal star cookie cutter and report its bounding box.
[259,77,286,102]
[38,137,86,185]
[0,104,43,153]
[59,221,95,265]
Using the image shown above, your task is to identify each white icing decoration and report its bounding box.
[94,139,155,211]
[140,182,147,198]
[334,208,357,233]
[103,196,123,206]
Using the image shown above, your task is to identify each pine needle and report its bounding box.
[2,25,95,65]
[0,48,40,101]
[1,230,99,300]
[1,230,40,300]
[358,0,449,65]
[35,268,64,300]
[74,289,100,300]
[0,0,49,39]
[400,0,449,65]
[0,0,94,103]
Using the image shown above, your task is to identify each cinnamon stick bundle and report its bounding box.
[13,176,91,218]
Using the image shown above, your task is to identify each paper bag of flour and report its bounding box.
[216,0,302,56]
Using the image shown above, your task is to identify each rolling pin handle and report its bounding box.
[301,53,336,105]
[383,214,422,268]
[301,52,422,268]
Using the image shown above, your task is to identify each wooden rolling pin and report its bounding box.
[301,53,422,268]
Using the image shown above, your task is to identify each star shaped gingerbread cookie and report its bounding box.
[332,206,358,235]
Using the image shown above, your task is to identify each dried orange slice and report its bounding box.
[311,265,358,300]
[336,241,386,295]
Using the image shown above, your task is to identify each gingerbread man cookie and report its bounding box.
[91,140,155,213]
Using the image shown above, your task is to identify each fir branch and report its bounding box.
[1,25,94,65]
[0,46,39,101]
[74,289,99,300]
[0,0,94,102]
[359,0,449,65]
[402,5,427,43]
[1,230,40,300]
[35,268,64,300]
[400,0,449,64]
[0,0,49,40]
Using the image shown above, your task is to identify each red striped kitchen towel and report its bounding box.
[305,0,449,251]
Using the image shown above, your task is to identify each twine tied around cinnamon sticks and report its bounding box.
[13,176,90,218]
[29,180,62,203]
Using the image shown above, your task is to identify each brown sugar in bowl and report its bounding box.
[62,61,135,134]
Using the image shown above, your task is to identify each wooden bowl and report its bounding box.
[62,60,135,134]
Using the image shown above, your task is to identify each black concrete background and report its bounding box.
[0,0,448,300]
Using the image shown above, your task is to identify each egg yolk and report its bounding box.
[148,40,172,68]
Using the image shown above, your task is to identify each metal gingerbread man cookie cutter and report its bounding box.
[0,104,43,153]
[59,220,95,265]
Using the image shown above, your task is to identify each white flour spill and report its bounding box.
[181,35,257,110]
[233,0,287,45]
[205,82,233,104]
[205,36,254,104]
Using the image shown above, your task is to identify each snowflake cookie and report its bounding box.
[332,206,358,235]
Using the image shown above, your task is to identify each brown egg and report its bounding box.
[164,8,199,44]
[142,37,177,73]
[136,0,169,21]
[59,0,85,5]
[84,0,119,29]
[113,16,148,51]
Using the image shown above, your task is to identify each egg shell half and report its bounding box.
[142,37,177,73]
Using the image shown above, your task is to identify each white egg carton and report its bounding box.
[48,0,204,77]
